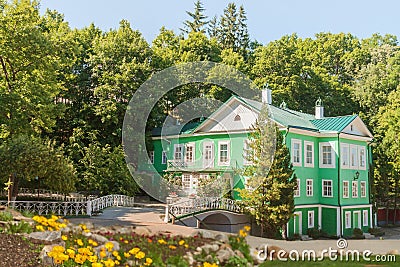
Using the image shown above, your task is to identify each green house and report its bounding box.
[143,89,373,238]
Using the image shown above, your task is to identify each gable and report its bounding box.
[342,116,373,138]
[194,97,258,133]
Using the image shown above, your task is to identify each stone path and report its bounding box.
[68,205,400,255]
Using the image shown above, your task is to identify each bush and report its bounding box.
[353,228,364,238]
[368,227,385,237]
[307,227,321,239]
[0,211,13,222]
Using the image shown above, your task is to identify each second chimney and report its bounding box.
[315,98,324,119]
[262,87,272,105]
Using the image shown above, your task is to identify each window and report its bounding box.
[350,145,358,168]
[322,180,333,197]
[149,151,154,164]
[218,141,230,165]
[320,143,335,168]
[174,144,183,161]
[341,144,350,168]
[291,139,302,166]
[345,211,352,229]
[185,143,195,163]
[308,211,314,228]
[203,142,214,168]
[363,210,369,226]
[306,179,313,196]
[304,141,314,167]
[343,181,349,198]
[359,146,366,169]
[234,114,241,121]
[294,179,300,197]
[360,181,366,198]
[352,181,358,198]
[243,139,252,165]
[162,151,167,164]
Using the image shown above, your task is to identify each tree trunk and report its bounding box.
[394,178,398,225]
[10,173,20,199]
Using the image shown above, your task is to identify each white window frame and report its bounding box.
[243,139,252,166]
[306,179,313,197]
[322,179,333,197]
[174,144,183,161]
[358,146,366,170]
[340,143,350,169]
[352,180,358,198]
[185,143,195,164]
[291,139,302,166]
[308,210,315,228]
[345,211,352,229]
[149,151,154,164]
[363,210,369,226]
[203,141,214,168]
[360,181,366,198]
[343,180,349,198]
[294,179,300,197]
[319,142,335,168]
[218,141,230,166]
[162,151,167,165]
[350,144,358,169]
[304,141,314,168]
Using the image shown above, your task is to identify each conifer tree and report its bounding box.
[237,104,296,238]
[181,0,208,34]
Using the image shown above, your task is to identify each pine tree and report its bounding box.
[237,104,296,238]
[181,0,208,34]
[207,15,218,38]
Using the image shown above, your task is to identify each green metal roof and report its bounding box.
[152,122,201,137]
[310,115,357,132]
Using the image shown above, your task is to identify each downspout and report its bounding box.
[337,133,342,237]
[367,139,374,227]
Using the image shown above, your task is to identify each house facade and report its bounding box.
[142,90,373,238]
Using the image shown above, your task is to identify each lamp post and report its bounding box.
[353,171,360,180]
[35,176,40,200]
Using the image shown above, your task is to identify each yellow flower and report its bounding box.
[76,239,84,246]
[203,262,218,267]
[105,242,114,252]
[124,240,128,244]
[88,255,98,263]
[112,250,119,257]
[179,240,185,246]
[129,247,140,255]
[239,229,247,237]
[103,258,115,267]
[74,253,87,264]
[169,245,177,250]
[157,239,167,245]
[61,235,68,241]
[184,244,189,248]
[100,250,107,258]
[92,263,104,267]
[66,248,75,259]
[114,260,120,265]
[51,246,65,253]
[144,257,153,266]
[135,251,145,259]
[36,225,44,231]
[80,223,87,230]
[78,247,93,256]
[244,225,251,231]
[124,252,131,258]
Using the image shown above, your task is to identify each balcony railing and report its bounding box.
[167,160,188,169]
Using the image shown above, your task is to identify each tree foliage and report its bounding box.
[237,105,296,238]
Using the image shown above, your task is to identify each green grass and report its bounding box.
[259,255,399,266]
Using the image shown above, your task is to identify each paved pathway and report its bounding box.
[69,205,400,255]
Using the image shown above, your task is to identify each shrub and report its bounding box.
[353,228,364,238]
[307,227,321,239]
[0,211,13,222]
[368,227,385,237]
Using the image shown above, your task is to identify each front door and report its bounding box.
[203,142,214,168]
[294,211,302,235]
[353,211,361,229]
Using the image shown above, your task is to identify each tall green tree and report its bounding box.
[0,135,76,197]
[181,0,208,34]
[237,105,296,238]
[0,0,63,138]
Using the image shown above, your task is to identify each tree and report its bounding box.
[0,0,63,138]
[181,0,208,34]
[237,105,296,238]
[0,135,76,197]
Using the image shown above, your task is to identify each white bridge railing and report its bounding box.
[1,188,97,202]
[165,197,241,222]
[0,194,135,216]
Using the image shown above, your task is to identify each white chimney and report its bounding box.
[315,98,324,119]
[262,88,272,105]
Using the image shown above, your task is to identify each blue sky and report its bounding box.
[40,0,400,44]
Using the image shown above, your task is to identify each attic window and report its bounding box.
[350,125,353,131]
[234,114,241,121]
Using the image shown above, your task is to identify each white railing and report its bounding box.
[0,194,135,216]
[167,160,187,169]
[1,188,97,202]
[87,195,135,216]
[165,197,241,222]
